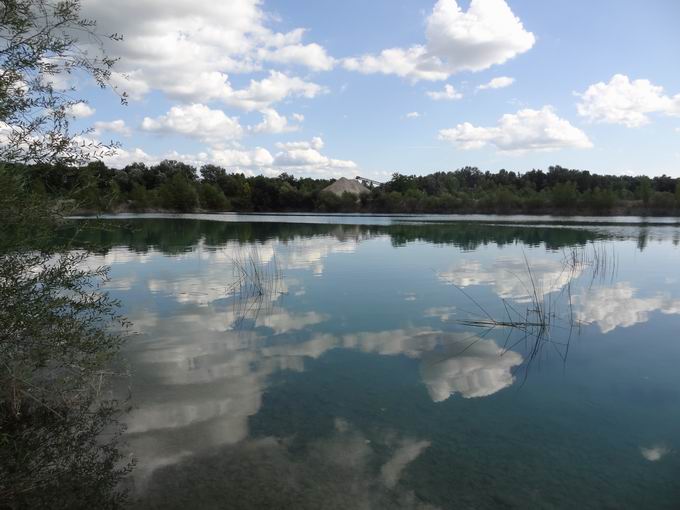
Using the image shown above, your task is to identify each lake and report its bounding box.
[78,214,680,509]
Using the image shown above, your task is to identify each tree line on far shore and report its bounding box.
[7,160,680,215]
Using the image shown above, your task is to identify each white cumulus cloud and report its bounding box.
[477,76,515,91]
[103,147,159,168]
[210,147,275,168]
[250,108,302,134]
[141,104,243,144]
[259,38,335,71]
[225,71,326,111]
[275,137,324,151]
[273,137,357,176]
[426,84,462,101]
[343,0,535,82]
[66,102,95,118]
[93,119,131,137]
[81,0,334,104]
[438,106,593,153]
[344,46,449,82]
[576,74,680,127]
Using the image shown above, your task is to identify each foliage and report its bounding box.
[638,177,653,207]
[0,0,123,165]
[0,254,132,508]
[550,181,578,210]
[129,182,150,211]
[199,182,230,211]
[1,1,132,507]
[0,170,132,509]
[158,173,198,212]
[5,162,680,216]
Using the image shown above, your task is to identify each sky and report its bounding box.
[69,0,680,180]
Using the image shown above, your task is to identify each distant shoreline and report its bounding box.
[69,210,680,227]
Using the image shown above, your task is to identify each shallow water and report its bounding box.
[78,215,680,509]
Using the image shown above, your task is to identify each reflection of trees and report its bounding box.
[66,218,606,256]
[637,227,649,251]
[67,220,367,255]
[383,223,601,251]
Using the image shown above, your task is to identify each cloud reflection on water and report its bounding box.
[124,295,520,482]
[136,419,437,509]
[438,257,581,303]
[437,255,680,334]
[98,237,541,484]
[640,445,671,462]
[576,283,680,333]
[419,339,523,401]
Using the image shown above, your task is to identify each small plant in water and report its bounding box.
[448,243,618,379]
[228,245,284,329]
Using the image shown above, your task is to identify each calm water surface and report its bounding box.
[79,215,680,509]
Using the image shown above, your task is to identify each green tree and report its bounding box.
[339,191,360,212]
[493,186,519,213]
[159,173,199,212]
[0,0,122,165]
[316,191,342,212]
[0,2,132,507]
[0,170,132,509]
[129,182,150,211]
[199,182,230,211]
[637,177,653,207]
[589,187,616,213]
[550,182,579,210]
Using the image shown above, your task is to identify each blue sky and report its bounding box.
[72,0,680,179]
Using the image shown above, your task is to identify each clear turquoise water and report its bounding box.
[79,216,680,509]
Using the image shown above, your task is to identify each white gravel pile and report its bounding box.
[322,177,370,196]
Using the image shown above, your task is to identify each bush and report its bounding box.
[339,191,361,212]
[0,170,132,508]
[588,187,616,213]
[651,191,676,211]
[316,191,343,212]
